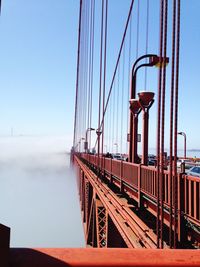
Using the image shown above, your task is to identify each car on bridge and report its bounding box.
[111,153,124,160]
[177,159,194,169]
[187,166,200,178]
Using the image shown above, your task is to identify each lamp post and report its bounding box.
[78,141,81,152]
[178,131,187,159]
[129,55,158,163]
[128,54,169,163]
[78,137,85,153]
[85,127,95,153]
[114,143,118,154]
[138,91,155,165]
[129,99,142,163]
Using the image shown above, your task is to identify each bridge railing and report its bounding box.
[140,165,157,198]
[183,174,200,226]
[77,153,200,228]
[140,166,171,205]
[122,161,138,187]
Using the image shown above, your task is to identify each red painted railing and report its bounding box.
[79,153,200,229]
[183,174,200,226]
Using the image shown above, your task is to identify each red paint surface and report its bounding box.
[9,248,200,267]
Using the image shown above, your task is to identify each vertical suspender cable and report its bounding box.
[89,0,95,150]
[97,0,104,167]
[87,0,93,132]
[173,0,181,249]
[160,0,168,249]
[156,0,164,249]
[144,0,149,90]
[121,46,125,153]
[101,0,108,155]
[127,15,132,154]
[81,1,86,144]
[81,1,87,146]
[73,0,83,149]
[108,93,112,152]
[78,1,84,144]
[136,0,140,59]
[116,63,120,152]
[169,0,177,248]
[84,0,90,140]
[94,0,135,150]
[112,80,116,152]
[109,89,112,152]
[98,0,135,135]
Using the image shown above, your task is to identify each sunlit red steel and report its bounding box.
[75,155,158,248]
[75,153,200,249]
[8,248,200,267]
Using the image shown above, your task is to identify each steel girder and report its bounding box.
[75,156,159,248]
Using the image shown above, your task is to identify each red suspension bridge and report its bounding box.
[72,0,200,250]
[1,0,200,266]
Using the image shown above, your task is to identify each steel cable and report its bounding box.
[173,0,181,249]
[156,0,164,249]
[169,0,177,248]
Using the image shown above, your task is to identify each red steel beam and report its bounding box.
[9,248,200,267]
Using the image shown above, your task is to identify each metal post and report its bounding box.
[85,128,95,153]
[142,110,149,165]
[128,54,166,163]
[178,132,186,159]
[132,115,139,163]
[138,91,154,166]
[129,99,141,163]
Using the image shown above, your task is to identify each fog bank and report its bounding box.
[0,136,85,247]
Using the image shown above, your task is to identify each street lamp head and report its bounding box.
[149,55,169,67]
[178,132,186,137]
[129,99,141,115]
[138,91,154,108]
[89,127,95,131]
[96,129,102,136]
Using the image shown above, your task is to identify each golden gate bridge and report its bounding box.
[1,0,200,266]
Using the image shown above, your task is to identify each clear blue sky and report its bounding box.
[0,1,200,151]
[0,0,79,140]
